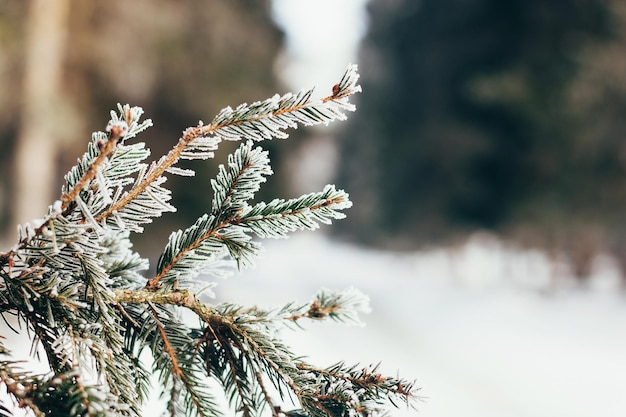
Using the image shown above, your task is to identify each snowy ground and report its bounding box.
[214,232,626,417]
[3,231,626,416]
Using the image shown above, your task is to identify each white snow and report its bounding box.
[214,232,626,417]
[271,0,368,90]
[265,8,626,414]
[3,232,625,417]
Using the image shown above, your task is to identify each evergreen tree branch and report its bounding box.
[210,141,272,222]
[94,143,180,226]
[235,185,352,238]
[115,287,367,330]
[296,362,419,406]
[0,359,118,417]
[146,304,218,417]
[202,324,258,417]
[115,286,419,417]
[284,288,370,325]
[0,107,152,273]
[72,374,97,417]
[149,143,350,291]
[0,64,421,416]
[148,303,184,380]
[0,361,45,417]
[62,105,152,218]
[60,120,128,213]
[147,216,231,291]
[95,64,360,226]
[251,366,280,417]
[206,316,303,409]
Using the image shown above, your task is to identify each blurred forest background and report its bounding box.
[336,0,626,284]
[2,0,626,285]
[0,0,286,255]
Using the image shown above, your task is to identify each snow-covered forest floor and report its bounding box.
[217,232,626,417]
[4,231,624,417]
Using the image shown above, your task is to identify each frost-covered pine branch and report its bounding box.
[0,64,419,417]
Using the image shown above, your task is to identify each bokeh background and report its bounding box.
[2,0,626,416]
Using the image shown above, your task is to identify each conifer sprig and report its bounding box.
[95,64,361,227]
[0,64,420,417]
[149,140,351,291]
[236,185,352,239]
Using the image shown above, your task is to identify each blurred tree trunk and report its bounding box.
[2,0,283,252]
[13,0,70,227]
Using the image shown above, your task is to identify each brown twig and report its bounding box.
[148,303,184,378]
[95,90,355,226]
[61,123,127,213]
[286,299,342,322]
[0,369,44,417]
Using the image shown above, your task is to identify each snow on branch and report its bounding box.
[0,64,421,417]
[237,185,352,238]
[96,64,361,226]
[201,63,361,143]
[211,141,273,220]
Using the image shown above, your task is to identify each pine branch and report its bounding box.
[0,107,152,279]
[298,361,420,405]
[236,185,352,238]
[201,325,260,417]
[148,141,272,289]
[95,65,360,226]
[146,305,219,417]
[284,288,370,325]
[0,359,45,417]
[62,105,152,211]
[149,144,350,290]
[211,141,273,221]
[60,118,128,212]
[205,314,303,410]
[0,64,422,417]
[0,358,118,417]
[115,287,403,417]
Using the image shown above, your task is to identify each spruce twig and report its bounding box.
[60,120,129,212]
[96,64,361,226]
[0,65,420,417]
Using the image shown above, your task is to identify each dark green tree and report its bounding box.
[336,0,613,261]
